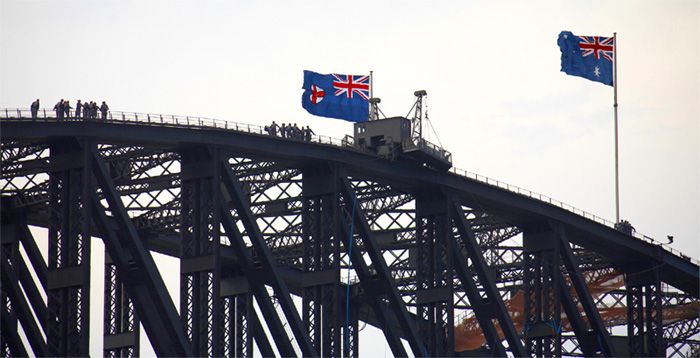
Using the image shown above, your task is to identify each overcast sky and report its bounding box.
[2,1,698,356]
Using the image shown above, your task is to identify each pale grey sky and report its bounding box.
[2,0,698,356]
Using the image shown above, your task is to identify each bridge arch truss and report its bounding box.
[1,111,698,357]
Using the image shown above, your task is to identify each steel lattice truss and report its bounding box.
[1,120,698,358]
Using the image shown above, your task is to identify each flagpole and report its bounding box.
[369,70,375,121]
[613,32,620,223]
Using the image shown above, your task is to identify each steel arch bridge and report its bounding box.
[1,109,698,357]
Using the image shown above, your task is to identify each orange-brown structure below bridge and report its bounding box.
[455,269,700,352]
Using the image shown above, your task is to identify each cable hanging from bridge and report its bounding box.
[345,192,357,357]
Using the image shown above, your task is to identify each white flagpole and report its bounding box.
[613,32,620,223]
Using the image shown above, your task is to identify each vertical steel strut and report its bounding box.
[46,140,91,357]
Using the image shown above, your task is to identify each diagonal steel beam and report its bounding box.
[1,251,49,357]
[89,148,192,357]
[450,231,508,356]
[220,161,317,357]
[14,253,48,335]
[451,198,528,357]
[1,309,28,357]
[1,212,48,335]
[556,269,598,357]
[250,308,275,357]
[339,211,408,356]
[218,202,298,357]
[337,173,427,357]
[557,225,616,356]
[17,215,46,290]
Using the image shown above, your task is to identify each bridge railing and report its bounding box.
[2,108,697,266]
[2,108,346,147]
[448,170,698,265]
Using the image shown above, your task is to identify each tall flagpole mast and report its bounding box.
[613,32,620,223]
[369,70,374,121]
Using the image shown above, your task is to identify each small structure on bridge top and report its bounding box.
[352,90,453,171]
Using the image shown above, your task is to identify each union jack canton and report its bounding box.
[332,74,370,100]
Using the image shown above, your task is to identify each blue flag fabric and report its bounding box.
[558,31,614,86]
[301,70,369,122]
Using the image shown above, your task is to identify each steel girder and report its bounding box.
[1,305,27,357]
[523,224,617,357]
[415,191,455,356]
[665,317,700,343]
[1,126,698,357]
[44,140,92,357]
[2,120,697,296]
[336,172,427,357]
[0,216,41,357]
[1,141,47,168]
[2,212,49,338]
[218,202,298,357]
[179,147,223,356]
[219,161,317,357]
[450,198,528,357]
[222,274,255,358]
[300,167,344,357]
[667,338,700,358]
[626,265,664,356]
[557,226,615,356]
[665,315,700,357]
[89,144,193,357]
[0,248,49,356]
[103,252,140,357]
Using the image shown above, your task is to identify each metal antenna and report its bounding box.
[369,98,381,121]
[424,96,444,148]
[412,90,427,141]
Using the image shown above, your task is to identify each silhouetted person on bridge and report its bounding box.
[100,101,109,120]
[304,125,314,141]
[75,100,82,118]
[63,100,72,118]
[54,99,64,119]
[615,219,635,236]
[89,102,97,119]
[280,123,287,138]
[270,121,279,136]
[30,99,39,118]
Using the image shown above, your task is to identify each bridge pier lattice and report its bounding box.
[46,139,92,357]
[103,251,140,357]
[415,191,454,356]
[626,265,664,356]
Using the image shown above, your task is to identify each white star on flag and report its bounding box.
[594,66,601,77]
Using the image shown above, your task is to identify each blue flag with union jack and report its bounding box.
[558,31,614,86]
[301,70,369,122]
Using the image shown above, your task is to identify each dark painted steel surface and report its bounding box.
[1,116,698,357]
